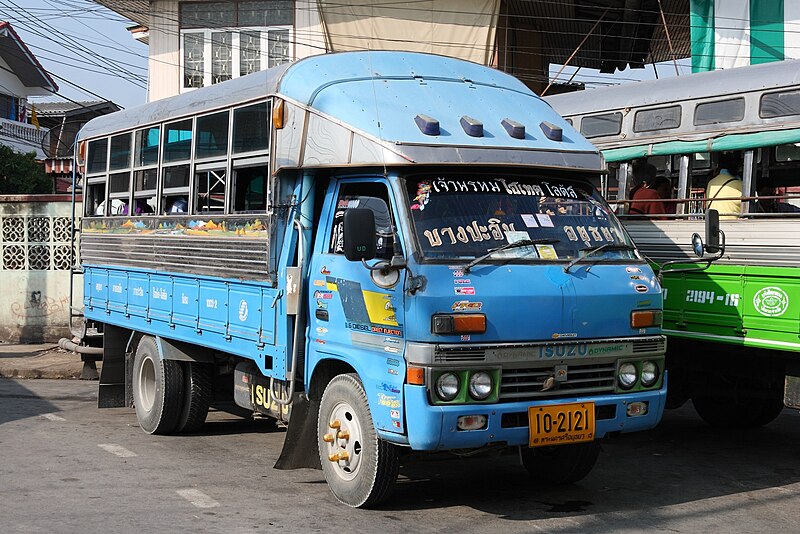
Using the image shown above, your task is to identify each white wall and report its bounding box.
[0,197,82,343]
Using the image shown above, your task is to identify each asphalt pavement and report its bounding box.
[0,343,94,379]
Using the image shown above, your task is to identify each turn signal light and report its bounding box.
[407,366,425,385]
[432,314,486,334]
[273,99,285,129]
[631,310,662,328]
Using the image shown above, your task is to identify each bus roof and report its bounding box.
[79,51,601,171]
[546,59,800,116]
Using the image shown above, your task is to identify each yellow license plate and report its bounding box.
[528,402,595,447]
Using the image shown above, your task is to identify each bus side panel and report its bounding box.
[228,285,262,342]
[107,272,128,313]
[172,278,200,328]
[148,274,173,322]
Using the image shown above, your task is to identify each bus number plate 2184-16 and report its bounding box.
[528,402,595,447]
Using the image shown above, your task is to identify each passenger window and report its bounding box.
[195,168,226,213]
[329,182,402,260]
[233,165,268,212]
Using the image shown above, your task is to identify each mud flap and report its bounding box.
[274,392,322,470]
[785,376,800,410]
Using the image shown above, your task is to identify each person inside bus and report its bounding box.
[628,163,667,216]
[706,152,743,219]
[755,183,800,214]
[654,177,676,215]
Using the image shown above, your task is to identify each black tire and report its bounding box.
[317,373,400,507]
[175,361,212,433]
[754,389,785,427]
[521,442,600,485]
[132,336,184,435]
[692,394,764,427]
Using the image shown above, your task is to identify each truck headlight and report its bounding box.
[641,361,659,387]
[618,362,637,389]
[468,371,493,400]
[435,372,460,401]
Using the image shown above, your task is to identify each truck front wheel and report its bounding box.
[132,336,184,434]
[520,442,600,485]
[317,373,400,507]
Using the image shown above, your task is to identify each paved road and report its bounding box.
[2,378,799,533]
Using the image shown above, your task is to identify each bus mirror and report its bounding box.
[691,233,705,257]
[705,209,720,254]
[343,208,376,262]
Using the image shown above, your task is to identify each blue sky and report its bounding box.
[3,0,148,109]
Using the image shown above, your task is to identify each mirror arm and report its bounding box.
[656,230,726,284]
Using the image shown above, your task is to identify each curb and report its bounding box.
[0,346,100,380]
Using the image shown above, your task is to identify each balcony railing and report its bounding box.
[0,117,46,158]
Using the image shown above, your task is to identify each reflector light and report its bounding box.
[432,314,486,334]
[631,310,663,328]
[457,415,487,431]
[273,99,285,129]
[460,115,484,137]
[540,121,563,141]
[414,114,440,136]
[407,366,425,385]
[626,402,648,417]
[501,118,525,139]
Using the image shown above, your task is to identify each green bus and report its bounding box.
[546,60,800,426]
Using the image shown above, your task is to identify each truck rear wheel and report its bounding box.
[317,373,399,507]
[175,361,212,433]
[520,442,600,485]
[132,336,184,434]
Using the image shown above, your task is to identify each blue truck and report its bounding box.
[69,51,667,507]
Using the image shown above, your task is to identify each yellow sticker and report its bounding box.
[536,244,558,260]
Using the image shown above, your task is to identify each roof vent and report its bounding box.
[415,114,440,136]
[540,121,562,142]
[501,118,525,139]
[460,115,483,137]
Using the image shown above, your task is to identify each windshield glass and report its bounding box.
[406,173,637,262]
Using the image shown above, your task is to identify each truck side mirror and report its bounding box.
[704,209,720,254]
[343,208,376,262]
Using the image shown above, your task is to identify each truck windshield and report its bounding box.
[405,173,637,263]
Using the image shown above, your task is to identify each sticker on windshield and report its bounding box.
[535,214,554,227]
[521,213,539,228]
[411,180,432,211]
[536,244,558,260]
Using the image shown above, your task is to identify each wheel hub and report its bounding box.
[322,401,363,481]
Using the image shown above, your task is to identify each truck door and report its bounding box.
[307,179,408,434]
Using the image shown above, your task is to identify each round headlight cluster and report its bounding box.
[435,371,495,402]
[468,371,493,400]
[617,361,660,389]
[435,372,460,401]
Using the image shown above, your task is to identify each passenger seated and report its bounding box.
[755,184,800,214]
[629,163,667,216]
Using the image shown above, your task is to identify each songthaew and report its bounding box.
[67,51,666,508]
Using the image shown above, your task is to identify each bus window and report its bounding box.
[133,169,157,215]
[694,98,745,126]
[163,119,193,162]
[693,152,711,170]
[109,133,132,171]
[86,138,108,175]
[195,168,226,214]
[760,89,800,118]
[233,165,268,212]
[163,165,191,214]
[108,171,131,215]
[329,182,401,260]
[135,126,160,167]
[233,102,270,154]
[580,112,622,138]
[195,110,229,159]
[633,105,681,132]
[775,144,800,162]
[86,178,106,217]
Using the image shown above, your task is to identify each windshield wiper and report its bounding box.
[563,243,637,273]
[464,238,560,273]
